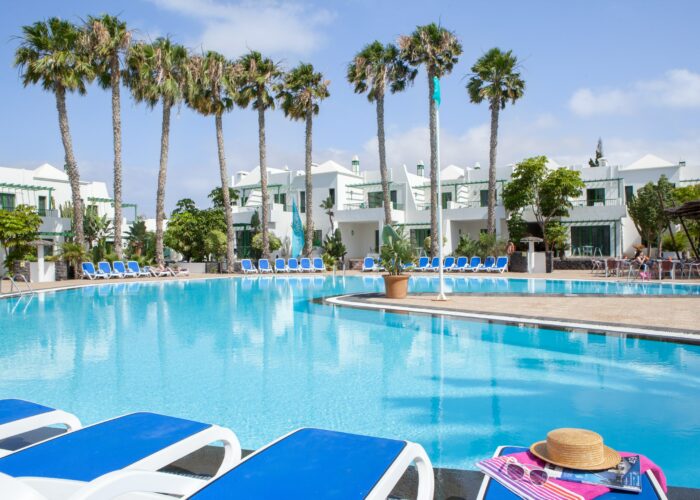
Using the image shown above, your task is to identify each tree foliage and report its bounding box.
[125,217,155,261]
[0,205,42,274]
[626,175,675,255]
[380,226,414,276]
[588,138,604,167]
[164,199,227,261]
[208,187,239,208]
[347,41,415,101]
[321,228,347,267]
[502,156,584,251]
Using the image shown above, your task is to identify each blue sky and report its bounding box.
[2,0,699,216]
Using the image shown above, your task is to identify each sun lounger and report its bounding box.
[0,412,241,498]
[415,256,430,271]
[443,256,455,271]
[287,258,300,273]
[466,256,482,272]
[300,258,313,273]
[70,427,434,500]
[112,261,137,278]
[427,257,440,272]
[145,266,172,277]
[80,262,108,280]
[476,445,667,500]
[258,259,273,274]
[478,256,496,272]
[362,257,376,272]
[98,261,122,278]
[167,266,190,276]
[401,261,415,272]
[453,256,468,272]
[0,399,81,458]
[312,257,325,272]
[126,261,151,277]
[240,259,258,274]
[274,258,288,273]
[487,256,508,273]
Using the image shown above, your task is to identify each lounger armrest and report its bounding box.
[0,409,81,441]
[66,470,200,500]
[0,473,46,500]
[367,441,434,500]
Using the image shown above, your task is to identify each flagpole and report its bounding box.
[434,77,447,301]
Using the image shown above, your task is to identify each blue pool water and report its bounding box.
[1,276,699,489]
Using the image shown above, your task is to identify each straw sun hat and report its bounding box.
[530,428,621,471]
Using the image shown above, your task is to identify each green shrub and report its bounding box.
[662,233,688,252]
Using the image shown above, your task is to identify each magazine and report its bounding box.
[544,455,642,492]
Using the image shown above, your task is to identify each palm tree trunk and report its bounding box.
[428,73,438,258]
[55,85,84,248]
[111,54,124,260]
[376,93,392,226]
[304,109,314,256]
[215,112,235,272]
[155,99,171,265]
[257,102,270,259]
[487,102,500,235]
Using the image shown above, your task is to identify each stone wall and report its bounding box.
[55,261,68,281]
[553,258,594,270]
[11,261,30,281]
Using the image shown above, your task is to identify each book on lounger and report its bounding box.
[544,455,642,492]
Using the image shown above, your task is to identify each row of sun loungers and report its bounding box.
[362,256,509,273]
[0,398,434,499]
[81,261,189,279]
[241,257,326,274]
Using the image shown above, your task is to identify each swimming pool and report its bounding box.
[1,276,699,489]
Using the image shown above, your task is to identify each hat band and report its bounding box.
[547,442,604,466]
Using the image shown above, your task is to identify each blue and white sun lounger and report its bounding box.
[70,428,434,500]
[312,257,324,272]
[0,412,241,498]
[258,259,273,274]
[300,258,313,273]
[479,256,496,272]
[453,256,468,272]
[362,257,376,272]
[98,261,122,278]
[487,256,509,273]
[466,256,482,272]
[0,400,81,458]
[443,256,456,272]
[274,258,288,273]
[80,262,108,280]
[112,261,137,278]
[427,257,440,272]
[126,261,151,277]
[240,259,257,274]
[415,256,430,271]
[287,258,300,273]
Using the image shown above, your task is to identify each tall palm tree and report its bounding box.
[186,51,239,272]
[81,14,131,259]
[235,51,282,259]
[467,48,525,235]
[399,23,462,257]
[125,38,188,265]
[320,196,334,232]
[15,18,94,248]
[277,63,330,256]
[347,41,416,226]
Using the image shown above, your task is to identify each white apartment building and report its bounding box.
[231,153,700,260]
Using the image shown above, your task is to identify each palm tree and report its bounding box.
[235,51,282,259]
[320,196,334,232]
[81,14,131,260]
[467,48,525,235]
[125,37,188,265]
[399,23,462,257]
[277,63,330,256]
[15,18,94,248]
[186,51,239,272]
[347,41,415,226]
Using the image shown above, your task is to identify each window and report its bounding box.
[328,188,335,206]
[480,190,489,207]
[441,192,452,209]
[0,193,15,211]
[38,196,47,216]
[390,190,398,209]
[586,188,605,206]
[273,193,286,206]
[374,229,379,253]
[624,186,634,202]
[410,228,430,252]
[313,229,323,247]
[300,191,306,213]
[368,191,383,208]
[571,225,611,256]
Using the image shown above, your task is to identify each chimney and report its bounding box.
[474,162,481,170]
[417,161,425,177]
[679,160,686,167]
[352,155,360,175]
[599,157,609,167]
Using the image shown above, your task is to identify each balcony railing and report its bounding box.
[571,198,623,207]
[342,202,404,211]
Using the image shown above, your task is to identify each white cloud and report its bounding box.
[147,0,335,57]
[569,69,700,116]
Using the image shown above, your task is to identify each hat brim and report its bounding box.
[530,440,621,471]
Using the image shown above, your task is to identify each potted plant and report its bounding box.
[380,226,414,299]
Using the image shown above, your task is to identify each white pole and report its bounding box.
[435,105,447,301]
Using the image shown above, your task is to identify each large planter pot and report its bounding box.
[383,274,410,299]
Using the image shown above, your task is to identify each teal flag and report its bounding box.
[432,76,441,107]
[291,198,304,257]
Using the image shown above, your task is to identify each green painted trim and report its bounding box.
[0,182,53,192]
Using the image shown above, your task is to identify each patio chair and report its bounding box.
[274,258,288,273]
[112,261,137,278]
[312,257,325,272]
[362,257,376,272]
[97,261,122,278]
[479,256,496,272]
[0,412,241,498]
[452,256,468,272]
[300,258,313,272]
[657,260,675,280]
[240,259,258,274]
[466,256,482,272]
[428,257,440,272]
[80,262,108,280]
[126,261,151,277]
[287,258,300,273]
[0,399,81,457]
[487,256,508,273]
[415,256,430,271]
[258,259,273,274]
[443,256,456,271]
[69,428,434,500]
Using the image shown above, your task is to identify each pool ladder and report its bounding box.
[1,275,36,296]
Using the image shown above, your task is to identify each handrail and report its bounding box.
[13,274,35,295]
[1,275,35,296]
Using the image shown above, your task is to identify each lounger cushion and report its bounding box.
[191,428,406,499]
[0,400,53,426]
[0,412,209,482]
